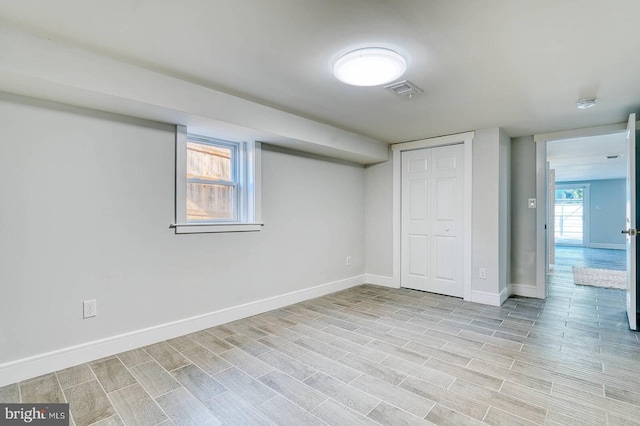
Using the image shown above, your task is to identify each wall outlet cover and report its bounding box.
[83,300,97,319]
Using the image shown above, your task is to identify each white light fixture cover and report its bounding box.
[334,48,406,86]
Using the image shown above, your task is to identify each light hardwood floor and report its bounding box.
[1,258,638,425]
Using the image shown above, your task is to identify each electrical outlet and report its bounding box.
[346,256,352,266]
[479,268,487,280]
[83,299,97,319]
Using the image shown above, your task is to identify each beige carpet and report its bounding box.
[572,266,627,290]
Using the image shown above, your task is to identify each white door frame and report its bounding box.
[534,122,628,299]
[392,132,474,301]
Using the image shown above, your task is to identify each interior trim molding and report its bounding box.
[585,243,625,251]
[534,122,633,300]
[509,283,538,298]
[364,274,399,288]
[471,288,509,307]
[0,274,365,387]
[392,131,474,302]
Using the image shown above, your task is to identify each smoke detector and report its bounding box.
[384,80,423,98]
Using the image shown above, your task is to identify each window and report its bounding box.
[174,125,261,233]
[554,184,589,246]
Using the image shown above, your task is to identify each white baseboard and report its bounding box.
[471,288,509,306]
[500,286,511,304]
[585,243,625,250]
[0,275,365,387]
[509,283,539,298]
[364,274,398,288]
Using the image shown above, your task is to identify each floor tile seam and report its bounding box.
[358,398,386,423]
[89,364,132,426]
[502,382,584,414]
[152,386,208,425]
[55,370,94,392]
[51,369,69,411]
[179,342,227,365]
[128,358,185,398]
[107,381,139,396]
[309,375,387,415]
[603,409,640,426]
[550,381,616,411]
[389,396,440,423]
[545,407,607,426]
[259,375,330,420]
[552,381,609,403]
[547,395,609,426]
[602,386,640,408]
[487,404,547,426]
[16,380,23,403]
[311,397,384,426]
[295,352,360,385]
[365,392,435,421]
[403,377,490,418]
[59,360,104,415]
[115,352,149,370]
[204,360,237,378]
[453,377,549,418]
[165,337,199,353]
[173,374,230,411]
[259,363,351,413]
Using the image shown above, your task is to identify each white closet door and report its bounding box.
[401,144,464,297]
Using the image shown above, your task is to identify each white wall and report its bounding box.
[0,94,365,381]
[499,129,511,293]
[364,159,393,281]
[471,128,511,299]
[510,136,537,290]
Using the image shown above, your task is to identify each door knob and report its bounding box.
[622,229,638,236]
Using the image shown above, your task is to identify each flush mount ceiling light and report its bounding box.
[576,98,597,109]
[333,47,406,86]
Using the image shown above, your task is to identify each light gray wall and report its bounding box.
[499,129,511,293]
[557,179,625,247]
[510,136,537,286]
[0,93,365,365]
[364,159,393,277]
[471,128,511,296]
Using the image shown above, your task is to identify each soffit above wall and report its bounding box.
[0,24,388,164]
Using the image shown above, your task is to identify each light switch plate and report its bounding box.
[528,198,537,208]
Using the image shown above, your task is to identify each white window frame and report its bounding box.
[173,125,262,234]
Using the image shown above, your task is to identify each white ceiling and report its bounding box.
[547,132,628,182]
[0,0,639,144]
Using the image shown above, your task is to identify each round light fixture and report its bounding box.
[576,98,597,109]
[333,47,406,86]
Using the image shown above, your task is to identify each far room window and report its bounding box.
[174,125,262,233]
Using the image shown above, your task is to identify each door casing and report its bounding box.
[392,132,473,301]
[400,144,465,296]
[534,122,630,299]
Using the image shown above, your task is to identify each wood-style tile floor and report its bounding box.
[2,254,639,425]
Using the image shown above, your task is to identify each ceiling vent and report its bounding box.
[384,80,423,98]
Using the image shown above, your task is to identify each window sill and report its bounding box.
[171,223,263,234]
